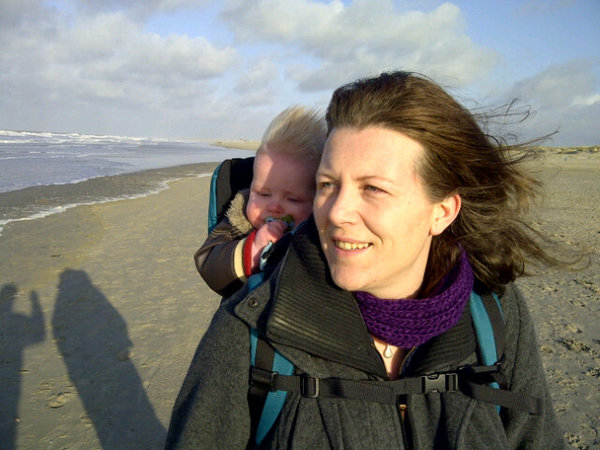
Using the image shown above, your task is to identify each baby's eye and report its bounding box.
[257,191,270,197]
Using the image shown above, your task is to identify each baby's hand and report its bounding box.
[250,220,288,271]
[255,220,287,247]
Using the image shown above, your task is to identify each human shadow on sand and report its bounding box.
[0,284,45,450]
[52,269,165,448]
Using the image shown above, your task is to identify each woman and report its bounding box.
[166,72,565,449]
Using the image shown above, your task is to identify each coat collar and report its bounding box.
[236,217,477,378]
[225,188,254,235]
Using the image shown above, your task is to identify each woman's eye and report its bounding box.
[365,185,384,194]
[317,181,334,190]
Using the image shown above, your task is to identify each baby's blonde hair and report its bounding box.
[257,106,326,167]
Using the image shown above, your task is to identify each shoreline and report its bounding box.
[0,162,220,235]
[0,137,258,230]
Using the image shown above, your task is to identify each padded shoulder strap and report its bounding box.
[469,291,505,412]
[207,157,254,233]
[208,161,223,233]
[469,291,504,368]
[247,273,295,447]
[249,330,295,447]
[248,329,273,445]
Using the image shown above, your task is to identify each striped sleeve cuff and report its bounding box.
[242,230,257,277]
[233,238,248,282]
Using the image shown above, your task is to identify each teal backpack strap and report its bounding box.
[248,329,272,445]
[467,292,543,414]
[207,162,223,233]
[469,291,504,367]
[469,291,504,411]
[247,274,295,447]
[250,331,294,446]
[207,157,254,234]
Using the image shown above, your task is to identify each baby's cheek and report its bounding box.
[294,203,313,223]
[246,199,264,228]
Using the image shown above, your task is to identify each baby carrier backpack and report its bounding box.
[207,158,543,448]
[208,156,254,233]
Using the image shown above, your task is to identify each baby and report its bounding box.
[195,106,326,297]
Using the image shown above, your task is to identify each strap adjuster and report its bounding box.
[421,373,458,393]
[250,366,278,391]
[300,374,320,398]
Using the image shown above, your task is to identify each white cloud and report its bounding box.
[504,61,599,145]
[571,94,600,107]
[0,3,239,137]
[221,0,498,91]
[64,0,210,18]
[234,58,279,94]
[51,12,237,86]
[508,61,596,109]
[222,0,345,44]
[0,0,46,27]
[0,0,596,145]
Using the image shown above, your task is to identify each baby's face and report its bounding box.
[246,151,316,229]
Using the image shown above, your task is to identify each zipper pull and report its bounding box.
[398,403,411,448]
[398,403,407,422]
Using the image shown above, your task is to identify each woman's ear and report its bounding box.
[430,193,461,236]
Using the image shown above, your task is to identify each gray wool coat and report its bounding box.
[166,218,565,449]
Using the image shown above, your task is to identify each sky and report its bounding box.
[0,0,598,146]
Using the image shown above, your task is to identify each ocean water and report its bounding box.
[0,130,254,193]
[0,130,253,233]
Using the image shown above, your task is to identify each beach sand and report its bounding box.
[516,151,600,449]
[0,152,598,449]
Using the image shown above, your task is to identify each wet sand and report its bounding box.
[0,152,598,449]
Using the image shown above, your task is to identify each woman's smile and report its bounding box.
[333,239,372,251]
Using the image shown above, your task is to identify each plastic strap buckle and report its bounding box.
[421,373,458,393]
[250,366,278,392]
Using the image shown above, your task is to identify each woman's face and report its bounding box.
[314,127,456,299]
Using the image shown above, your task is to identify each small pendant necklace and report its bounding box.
[383,343,394,358]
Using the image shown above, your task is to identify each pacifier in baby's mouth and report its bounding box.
[266,214,295,232]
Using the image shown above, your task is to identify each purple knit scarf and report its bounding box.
[355,248,473,349]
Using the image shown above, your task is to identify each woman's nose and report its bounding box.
[327,188,357,224]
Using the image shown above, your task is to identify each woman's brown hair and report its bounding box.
[326,71,566,295]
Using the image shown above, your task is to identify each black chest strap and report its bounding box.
[249,361,542,414]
